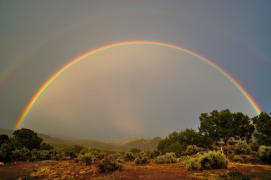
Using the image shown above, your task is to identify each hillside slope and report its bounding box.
[142,136,162,150]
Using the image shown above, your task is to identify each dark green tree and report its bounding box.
[198,109,254,147]
[252,112,271,146]
[157,137,171,154]
[39,142,54,150]
[12,128,43,150]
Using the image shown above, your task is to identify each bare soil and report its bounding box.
[0,154,270,180]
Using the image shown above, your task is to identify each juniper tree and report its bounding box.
[252,112,271,146]
[198,109,254,147]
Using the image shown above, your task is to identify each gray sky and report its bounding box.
[0,0,270,140]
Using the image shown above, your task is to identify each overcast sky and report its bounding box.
[0,0,270,140]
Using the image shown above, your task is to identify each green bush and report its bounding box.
[29,149,41,161]
[144,150,161,159]
[258,145,271,164]
[233,142,253,154]
[77,152,96,165]
[79,149,90,155]
[129,148,141,154]
[232,155,244,162]
[197,150,228,170]
[181,145,204,155]
[39,150,50,160]
[49,149,65,160]
[218,168,256,180]
[96,155,123,173]
[153,152,177,164]
[96,152,107,160]
[11,147,30,161]
[134,152,149,165]
[124,152,136,161]
[248,142,260,152]
[183,158,196,170]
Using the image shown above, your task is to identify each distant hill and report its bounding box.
[120,137,148,149]
[72,138,119,151]
[98,138,128,146]
[142,136,162,150]
[0,128,13,137]
[143,138,153,142]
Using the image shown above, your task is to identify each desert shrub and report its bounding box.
[129,148,141,154]
[144,150,161,159]
[124,152,136,161]
[96,154,123,173]
[49,149,65,160]
[29,149,41,161]
[11,147,30,161]
[232,155,244,162]
[232,142,253,154]
[0,143,9,157]
[183,158,196,170]
[222,145,235,155]
[71,145,85,154]
[197,150,228,170]
[96,152,107,160]
[134,152,149,165]
[116,156,124,163]
[39,150,50,160]
[79,149,90,155]
[181,145,204,155]
[77,152,96,165]
[218,168,256,180]
[154,152,177,164]
[248,142,260,152]
[258,145,271,164]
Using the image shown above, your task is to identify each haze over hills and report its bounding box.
[0,128,161,151]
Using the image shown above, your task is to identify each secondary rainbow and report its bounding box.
[15,40,261,129]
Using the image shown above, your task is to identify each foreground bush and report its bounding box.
[77,152,96,165]
[49,149,65,160]
[197,151,228,170]
[232,155,244,162]
[248,142,260,152]
[181,145,205,156]
[183,158,196,170]
[144,150,161,159]
[154,152,177,164]
[96,155,123,173]
[218,167,256,180]
[11,147,30,161]
[258,145,271,164]
[233,142,253,154]
[134,152,149,165]
[129,148,141,154]
[124,152,136,161]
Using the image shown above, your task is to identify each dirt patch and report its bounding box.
[0,154,270,180]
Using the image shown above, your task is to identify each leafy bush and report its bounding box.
[218,168,256,180]
[39,150,50,160]
[96,155,123,173]
[79,149,90,155]
[49,149,65,160]
[258,145,271,164]
[96,152,107,160]
[113,153,122,159]
[183,158,196,170]
[248,142,260,152]
[11,147,30,161]
[71,145,85,154]
[181,145,204,155]
[29,149,41,161]
[232,142,253,154]
[197,150,228,170]
[134,152,149,165]
[144,150,161,159]
[124,152,136,161]
[129,148,141,154]
[232,155,244,162]
[77,152,96,165]
[153,152,177,164]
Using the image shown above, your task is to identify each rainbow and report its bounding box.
[15,40,261,129]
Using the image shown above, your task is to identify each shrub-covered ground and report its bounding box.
[1,146,271,180]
